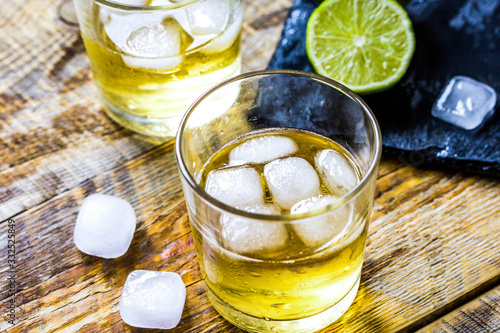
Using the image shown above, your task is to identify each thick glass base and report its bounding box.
[101,58,242,137]
[103,102,183,137]
[206,275,360,333]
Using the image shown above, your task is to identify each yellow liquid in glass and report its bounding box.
[81,1,242,135]
[194,129,368,324]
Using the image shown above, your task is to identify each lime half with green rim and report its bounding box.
[306,0,416,94]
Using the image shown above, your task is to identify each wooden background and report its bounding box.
[1,0,500,332]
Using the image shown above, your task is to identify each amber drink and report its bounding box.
[73,0,243,136]
[176,71,381,332]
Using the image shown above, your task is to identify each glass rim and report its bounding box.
[95,0,202,10]
[175,69,382,222]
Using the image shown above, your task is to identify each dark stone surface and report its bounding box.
[268,0,500,176]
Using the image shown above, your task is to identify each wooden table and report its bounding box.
[1,0,500,332]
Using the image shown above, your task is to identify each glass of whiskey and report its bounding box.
[176,70,382,332]
[72,0,243,136]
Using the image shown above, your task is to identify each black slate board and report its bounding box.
[268,0,500,176]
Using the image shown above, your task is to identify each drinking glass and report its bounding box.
[176,70,381,332]
[72,0,243,136]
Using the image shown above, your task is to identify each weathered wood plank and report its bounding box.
[418,285,500,333]
[241,0,292,71]
[0,141,191,332]
[0,0,158,221]
[323,168,500,332]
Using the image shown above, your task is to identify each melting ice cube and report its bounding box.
[229,135,298,166]
[264,157,321,210]
[431,76,497,130]
[122,18,189,71]
[205,166,265,208]
[126,22,180,57]
[102,8,188,71]
[291,195,352,248]
[101,9,158,51]
[119,270,186,329]
[202,2,242,53]
[186,0,230,35]
[220,203,287,254]
[73,193,136,259]
[315,149,358,197]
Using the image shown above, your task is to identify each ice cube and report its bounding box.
[264,157,321,210]
[73,193,136,259]
[202,3,242,53]
[126,21,180,57]
[119,270,186,329]
[229,135,298,166]
[205,167,265,208]
[291,195,352,248]
[101,10,157,51]
[122,19,186,71]
[220,203,287,254]
[315,149,358,197]
[186,0,230,35]
[102,9,187,71]
[431,76,497,130]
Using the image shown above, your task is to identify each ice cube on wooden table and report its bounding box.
[73,193,136,259]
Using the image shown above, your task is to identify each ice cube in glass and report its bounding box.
[205,166,264,208]
[229,135,298,166]
[291,195,352,248]
[186,0,230,35]
[264,157,321,210]
[315,149,358,197]
[220,203,286,254]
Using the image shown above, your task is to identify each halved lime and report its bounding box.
[306,0,415,94]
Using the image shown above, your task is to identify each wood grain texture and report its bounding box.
[0,0,158,221]
[325,167,500,332]
[418,285,500,333]
[1,0,500,332]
